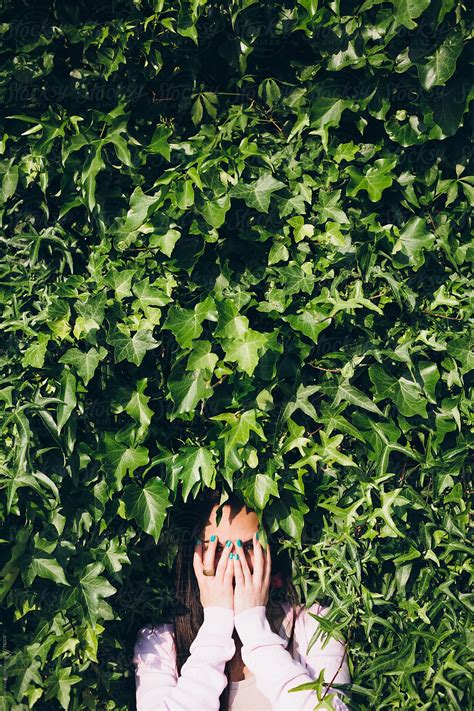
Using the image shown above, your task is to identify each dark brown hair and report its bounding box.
[168,487,301,711]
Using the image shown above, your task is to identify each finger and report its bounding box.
[203,533,218,571]
[264,542,272,586]
[236,540,252,584]
[233,551,244,588]
[253,530,265,581]
[216,539,233,579]
[193,539,203,583]
[224,552,234,584]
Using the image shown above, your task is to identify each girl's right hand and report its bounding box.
[193,536,234,610]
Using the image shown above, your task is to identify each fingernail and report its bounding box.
[210,534,216,542]
[256,532,259,540]
[236,539,242,547]
[235,554,239,560]
[195,537,201,545]
[225,539,232,547]
[229,553,234,559]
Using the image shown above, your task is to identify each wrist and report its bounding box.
[234,602,265,616]
[233,605,269,646]
[201,605,235,635]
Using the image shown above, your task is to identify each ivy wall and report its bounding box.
[0,1,472,709]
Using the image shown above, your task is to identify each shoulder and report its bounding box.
[133,623,176,667]
[298,603,348,657]
[278,601,323,641]
[300,601,341,635]
[287,602,345,647]
[300,601,329,621]
[283,600,327,626]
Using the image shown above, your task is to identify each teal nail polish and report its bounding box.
[229,553,234,559]
[236,539,242,547]
[210,534,216,542]
[195,537,201,545]
[256,531,259,540]
[235,554,239,560]
[225,539,232,547]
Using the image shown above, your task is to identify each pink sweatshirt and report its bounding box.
[133,601,351,710]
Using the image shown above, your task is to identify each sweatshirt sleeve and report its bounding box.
[234,605,351,710]
[133,606,236,711]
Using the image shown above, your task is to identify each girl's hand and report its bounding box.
[233,531,271,615]
[193,536,235,610]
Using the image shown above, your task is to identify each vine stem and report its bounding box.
[310,364,342,373]
[318,627,353,707]
[421,309,464,320]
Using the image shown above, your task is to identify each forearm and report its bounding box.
[135,607,236,711]
[234,606,350,710]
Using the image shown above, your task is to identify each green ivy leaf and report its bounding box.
[222,328,270,376]
[390,0,430,29]
[124,378,154,438]
[369,365,429,418]
[238,471,279,510]
[167,368,214,418]
[283,309,331,344]
[169,446,217,501]
[317,189,350,224]
[392,217,435,271]
[162,296,217,349]
[106,324,159,366]
[22,333,50,369]
[446,335,474,372]
[76,562,117,625]
[309,95,353,149]
[1,161,18,201]
[24,557,70,587]
[333,380,386,417]
[57,369,76,433]
[82,142,105,212]
[147,125,172,161]
[45,667,82,711]
[230,173,286,213]
[346,158,398,202]
[210,410,267,469]
[418,31,463,90]
[268,493,309,543]
[99,432,149,491]
[123,478,171,543]
[196,192,231,227]
[58,346,107,386]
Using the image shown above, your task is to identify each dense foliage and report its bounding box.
[0,1,472,709]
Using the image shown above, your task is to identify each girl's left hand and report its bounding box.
[233,531,271,615]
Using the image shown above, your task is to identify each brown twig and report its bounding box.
[309,364,342,373]
[318,628,353,707]
[212,374,228,388]
[121,245,165,253]
[421,310,464,320]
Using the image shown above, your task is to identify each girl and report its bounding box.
[133,488,351,710]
